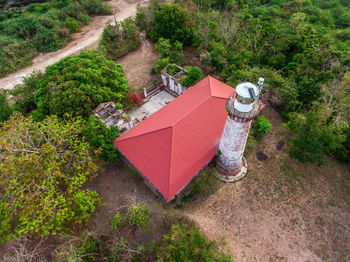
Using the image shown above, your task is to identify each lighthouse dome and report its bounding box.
[236,82,259,99]
[234,82,260,113]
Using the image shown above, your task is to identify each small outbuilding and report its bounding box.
[113,76,235,201]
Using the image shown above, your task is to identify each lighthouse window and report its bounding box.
[237,95,253,104]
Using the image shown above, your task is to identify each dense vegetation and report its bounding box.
[158,224,233,261]
[58,204,232,261]
[0,115,102,242]
[100,18,141,60]
[33,50,129,120]
[0,0,111,77]
[137,0,350,163]
[82,115,121,163]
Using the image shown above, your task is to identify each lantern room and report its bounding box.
[233,81,261,113]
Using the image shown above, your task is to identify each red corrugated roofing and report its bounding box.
[113,76,235,201]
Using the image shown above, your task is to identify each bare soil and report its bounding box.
[83,105,350,262]
[0,0,150,90]
[116,39,161,90]
[183,105,350,262]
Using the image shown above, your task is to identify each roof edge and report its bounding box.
[113,125,173,144]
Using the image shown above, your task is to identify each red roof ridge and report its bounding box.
[171,96,211,127]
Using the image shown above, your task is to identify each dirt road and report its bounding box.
[0,0,149,90]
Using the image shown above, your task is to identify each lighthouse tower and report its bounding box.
[217,78,264,181]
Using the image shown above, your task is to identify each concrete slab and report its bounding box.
[129,90,176,125]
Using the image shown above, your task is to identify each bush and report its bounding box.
[82,115,120,162]
[182,66,203,87]
[169,40,184,65]
[284,109,347,165]
[155,37,171,58]
[152,57,170,73]
[157,224,233,261]
[255,115,272,134]
[0,0,111,77]
[100,18,140,60]
[34,50,128,118]
[111,204,150,231]
[0,115,102,242]
[181,169,222,202]
[135,8,148,32]
[65,17,80,32]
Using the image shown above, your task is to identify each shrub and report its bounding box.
[0,0,111,77]
[182,169,222,202]
[157,224,233,261]
[155,37,171,58]
[65,17,80,33]
[34,50,128,118]
[151,57,170,74]
[135,8,148,32]
[255,115,272,134]
[284,109,347,165]
[182,66,203,87]
[82,115,120,162]
[169,40,184,65]
[0,115,102,242]
[111,204,150,231]
[100,18,140,60]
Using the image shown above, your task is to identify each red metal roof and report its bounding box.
[113,76,235,201]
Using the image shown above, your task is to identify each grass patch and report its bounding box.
[280,162,303,184]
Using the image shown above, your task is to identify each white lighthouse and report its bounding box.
[216,78,264,181]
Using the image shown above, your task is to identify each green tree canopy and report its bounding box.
[0,91,12,123]
[100,18,140,60]
[82,115,120,162]
[34,50,128,120]
[150,3,194,45]
[10,70,44,114]
[0,115,102,242]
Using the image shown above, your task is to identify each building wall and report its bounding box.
[217,116,252,174]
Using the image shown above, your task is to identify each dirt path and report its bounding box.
[0,0,150,90]
[116,39,160,90]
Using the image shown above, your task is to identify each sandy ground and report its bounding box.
[116,39,161,90]
[0,0,150,90]
[183,105,350,262]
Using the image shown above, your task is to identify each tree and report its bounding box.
[82,115,120,162]
[182,66,203,87]
[284,107,348,165]
[100,18,140,60]
[0,115,102,242]
[11,70,44,114]
[169,40,184,65]
[150,3,194,45]
[155,37,171,58]
[0,91,12,123]
[33,50,128,120]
